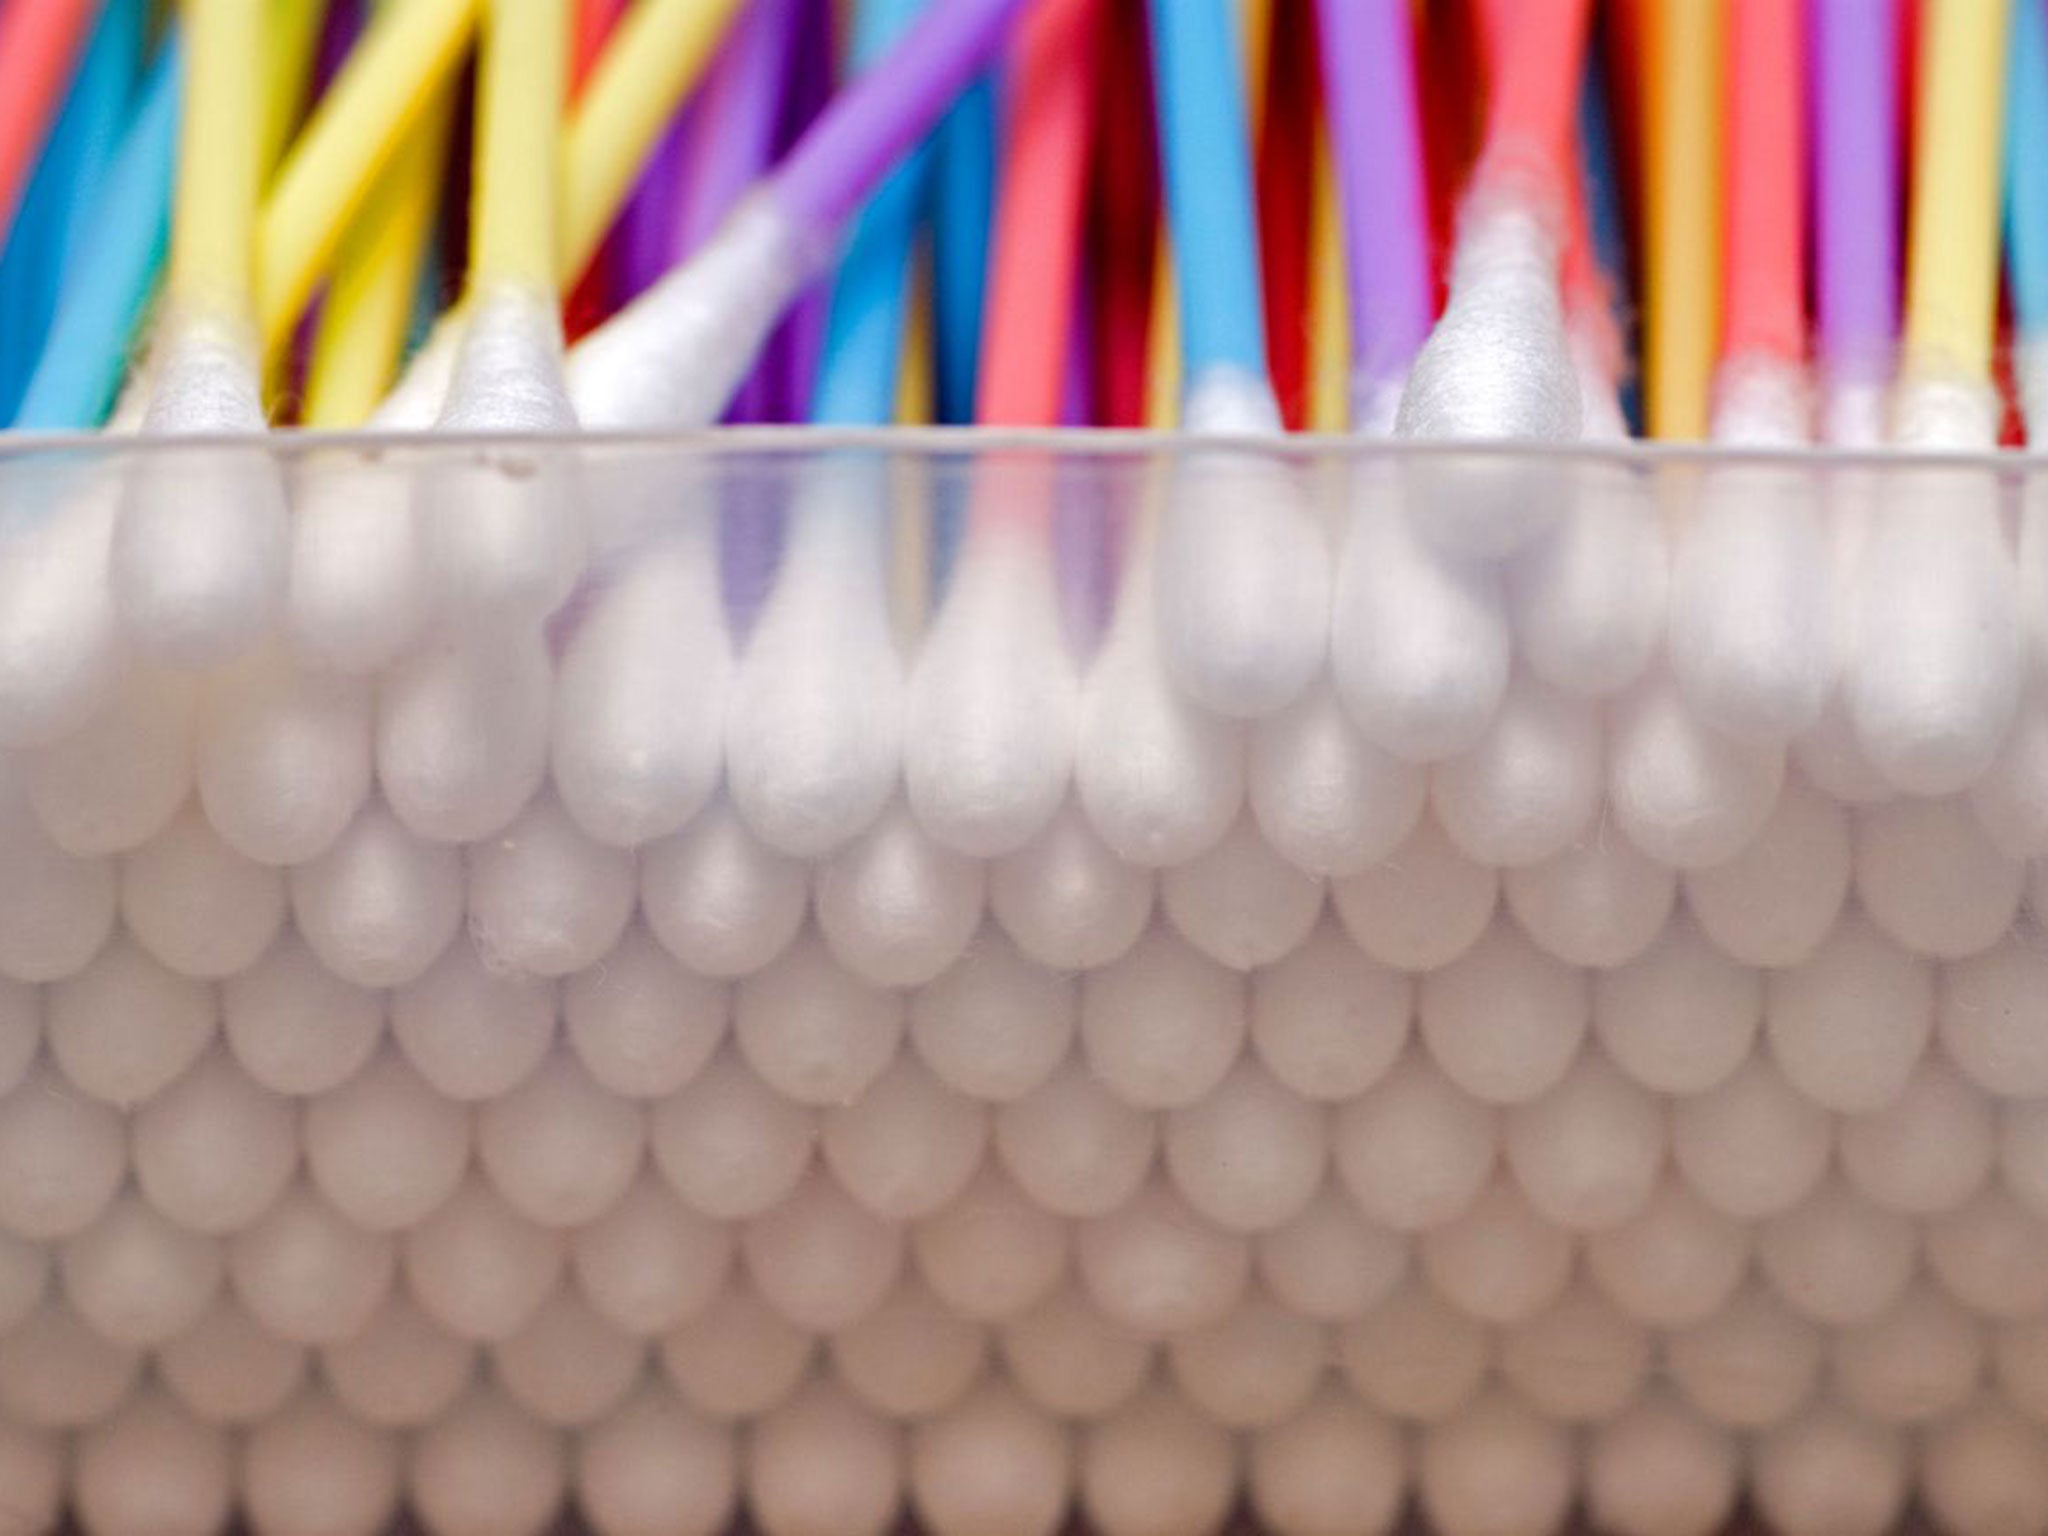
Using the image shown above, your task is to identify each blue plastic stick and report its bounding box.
[1576,18,1641,433]
[2006,0,2048,336]
[929,73,994,426]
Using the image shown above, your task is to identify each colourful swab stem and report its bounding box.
[1811,0,1899,388]
[0,0,98,253]
[1088,0,1157,429]
[1642,0,1724,438]
[673,0,801,261]
[2007,0,2048,340]
[564,0,625,335]
[1722,0,1804,366]
[261,0,334,183]
[1306,112,1348,432]
[930,74,995,425]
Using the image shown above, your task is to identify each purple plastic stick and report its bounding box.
[1312,0,1432,400]
[676,0,800,260]
[616,100,695,304]
[1811,0,1899,384]
[769,0,1032,243]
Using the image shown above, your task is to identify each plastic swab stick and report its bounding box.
[0,0,97,250]
[1812,0,1899,441]
[1641,0,1722,438]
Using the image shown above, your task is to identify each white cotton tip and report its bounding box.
[1079,1386,1237,1536]
[119,800,284,978]
[2003,1101,2048,1221]
[390,938,555,1102]
[1416,1387,1575,1536]
[1433,673,1601,866]
[1078,922,1245,1109]
[1756,1176,1916,1327]
[227,1181,395,1344]
[0,1058,125,1240]
[1076,508,1244,867]
[994,1056,1158,1220]
[241,1389,403,1536]
[1152,439,1327,718]
[61,1191,221,1346]
[1501,1050,1662,1233]
[1256,1181,1409,1322]
[1417,917,1587,1106]
[908,1380,1070,1536]
[1332,1046,1496,1232]
[734,929,903,1107]
[1930,1188,2048,1320]
[1764,911,1934,1113]
[1159,812,1322,970]
[288,450,429,676]
[1796,694,1899,805]
[1330,813,1498,970]
[1164,1058,1326,1235]
[1585,1391,1738,1536]
[1857,793,2026,959]
[422,285,584,621]
[1506,457,1664,698]
[156,1298,307,1426]
[1417,1174,1573,1325]
[1166,1289,1326,1429]
[222,931,382,1097]
[1592,910,1762,1094]
[1337,1276,1490,1423]
[290,800,463,988]
[2000,1317,2048,1425]
[0,1418,63,1536]
[565,925,726,1100]
[1751,1404,1910,1536]
[477,1050,645,1228]
[1499,1281,1650,1424]
[1972,686,2048,855]
[1834,1281,1985,1426]
[1850,454,2021,795]
[815,796,985,987]
[494,1288,643,1428]
[1922,1401,2048,1536]
[1076,1174,1250,1337]
[568,196,813,431]
[576,1382,739,1536]
[1944,928,2048,1096]
[1249,682,1428,876]
[0,1227,46,1333]
[831,1274,987,1419]
[648,1045,815,1222]
[46,931,214,1106]
[553,532,730,849]
[1670,1054,1831,1219]
[1839,1056,1996,1216]
[640,799,807,979]
[822,1054,986,1223]
[196,650,371,866]
[658,1282,816,1420]
[742,1168,903,1332]
[0,981,33,1104]
[320,1293,475,1430]
[115,320,286,666]
[1583,1173,1752,1328]
[1502,826,1678,968]
[0,461,123,747]
[1248,1388,1405,1536]
[403,1174,564,1342]
[999,1284,1153,1421]
[377,622,552,843]
[303,1045,469,1232]
[909,925,1075,1103]
[74,1389,235,1536]
[726,457,902,857]
[989,799,1155,969]
[573,1170,733,1337]
[1609,674,1786,868]
[408,1386,568,1536]
[0,1299,139,1428]
[1682,772,1850,967]
[1665,1280,1823,1429]
[1250,914,1410,1102]
[1331,475,1510,762]
[26,665,193,857]
[0,778,115,983]
[905,498,1075,856]
[748,1380,905,1536]
[468,793,637,978]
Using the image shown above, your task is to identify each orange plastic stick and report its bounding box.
[1475,0,1593,197]
[0,0,97,248]
[1723,0,1804,363]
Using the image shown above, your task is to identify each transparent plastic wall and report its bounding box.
[2,431,2047,1536]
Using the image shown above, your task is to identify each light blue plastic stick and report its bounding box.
[2006,0,2048,336]
[810,0,934,424]
[1147,0,1267,384]
[14,29,179,432]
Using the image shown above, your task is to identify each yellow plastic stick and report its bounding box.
[1145,239,1180,430]
[259,0,329,182]
[1641,0,1721,440]
[558,0,748,285]
[171,0,266,316]
[471,0,568,294]
[256,0,477,349]
[1904,0,2009,382]
[1307,114,1347,433]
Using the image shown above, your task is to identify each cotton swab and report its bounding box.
[1641,0,1723,439]
[1849,0,2020,795]
[0,0,97,252]
[576,1383,740,1536]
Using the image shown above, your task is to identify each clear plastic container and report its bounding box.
[2,428,2047,1536]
